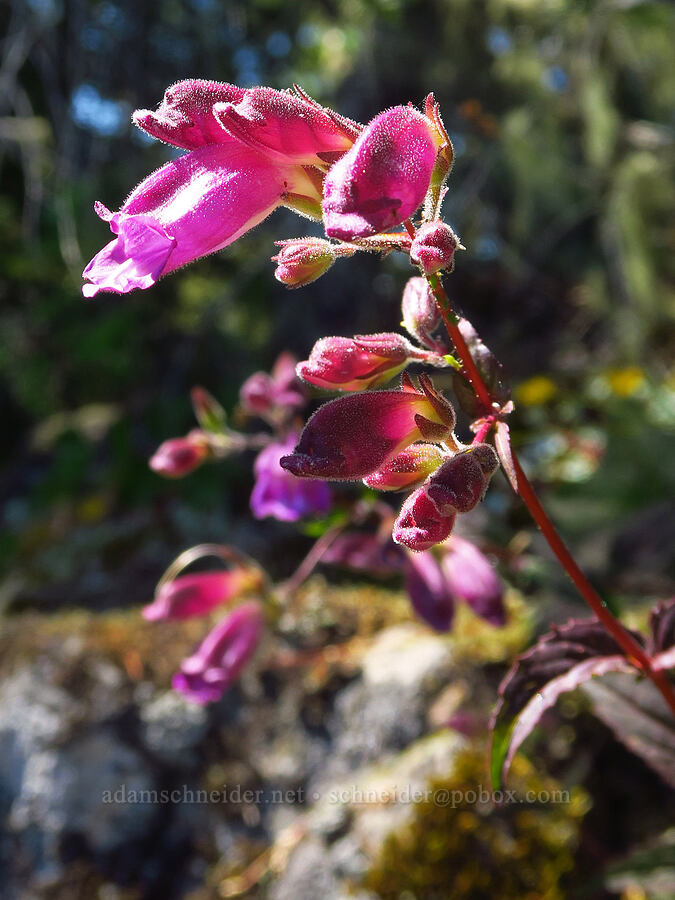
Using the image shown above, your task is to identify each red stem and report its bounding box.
[426,272,675,715]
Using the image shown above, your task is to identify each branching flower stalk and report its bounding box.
[423,268,675,716]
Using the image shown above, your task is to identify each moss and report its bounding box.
[364,746,588,899]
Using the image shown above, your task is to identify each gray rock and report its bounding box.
[139,690,209,766]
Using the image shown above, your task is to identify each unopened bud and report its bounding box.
[364,443,445,491]
[149,430,210,478]
[410,221,460,275]
[424,444,498,515]
[272,238,336,288]
[401,277,443,350]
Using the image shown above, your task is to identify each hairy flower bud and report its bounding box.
[322,105,441,239]
[297,333,425,392]
[393,487,456,552]
[401,276,443,350]
[149,430,210,478]
[364,443,445,491]
[280,374,455,481]
[272,238,337,287]
[410,221,460,275]
[172,601,264,704]
[425,445,499,515]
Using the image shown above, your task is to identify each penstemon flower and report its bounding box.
[280,374,455,480]
[172,601,264,704]
[142,569,259,621]
[251,434,332,522]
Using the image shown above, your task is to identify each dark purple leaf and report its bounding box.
[490,618,642,789]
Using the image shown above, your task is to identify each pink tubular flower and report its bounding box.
[272,238,337,287]
[213,86,359,166]
[132,79,245,149]
[172,601,264,704]
[393,487,455,552]
[251,434,332,522]
[322,105,441,240]
[280,374,455,481]
[239,351,306,416]
[424,445,499,515]
[363,443,445,491]
[404,551,455,631]
[410,221,460,275]
[297,333,430,392]
[82,143,321,297]
[142,569,259,621]
[149,430,210,477]
[401,276,443,351]
[441,537,505,626]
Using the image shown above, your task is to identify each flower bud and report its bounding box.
[172,601,264,704]
[239,352,305,416]
[149,430,210,478]
[392,487,455,552]
[404,551,455,631]
[424,445,498,516]
[142,569,260,621]
[441,537,505,626]
[272,238,337,287]
[280,374,455,481]
[297,333,424,392]
[410,221,460,275]
[401,277,443,351]
[191,386,227,433]
[364,443,445,491]
[322,105,441,240]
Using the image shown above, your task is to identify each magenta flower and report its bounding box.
[172,601,264,704]
[363,443,445,491]
[441,537,505,626]
[401,276,444,351]
[82,143,321,297]
[280,374,455,481]
[272,238,337,288]
[404,550,455,631]
[213,86,360,166]
[297,333,430,393]
[322,105,440,240]
[142,569,258,621]
[393,487,455,552]
[251,434,332,522]
[410,221,460,275]
[149,431,210,478]
[239,351,306,416]
[133,79,245,149]
[424,445,499,515]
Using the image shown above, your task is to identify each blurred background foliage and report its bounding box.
[1,1,675,897]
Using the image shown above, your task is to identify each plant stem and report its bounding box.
[426,273,675,714]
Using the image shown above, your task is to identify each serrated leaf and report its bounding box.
[490,619,641,790]
[583,671,675,788]
[495,420,518,494]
